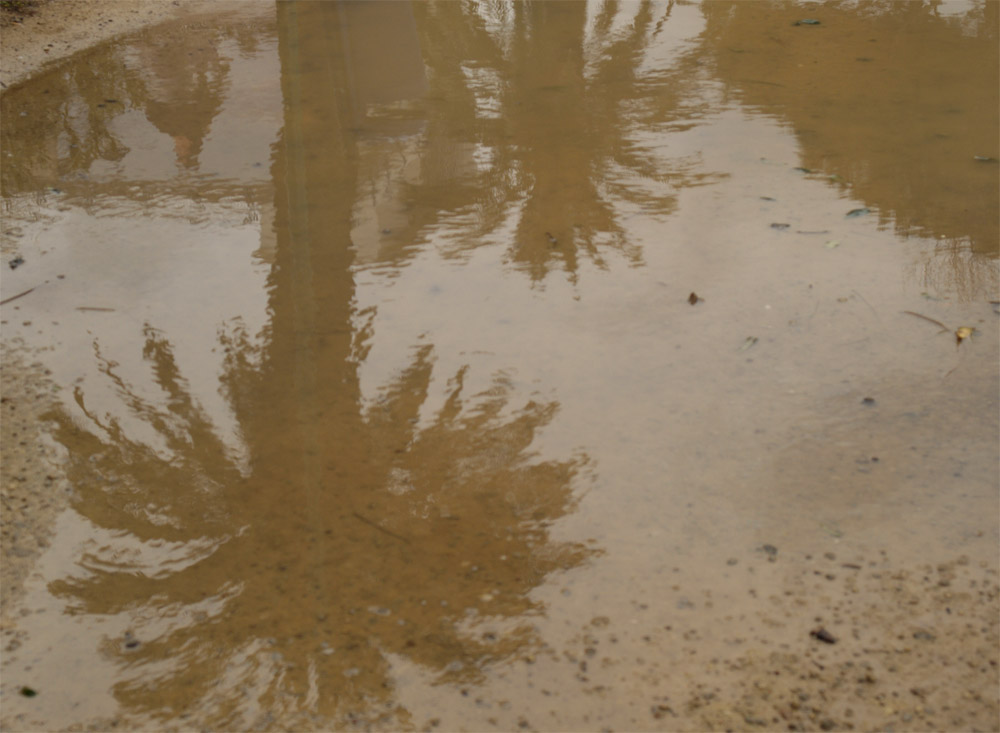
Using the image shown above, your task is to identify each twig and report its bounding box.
[352,511,410,544]
[0,287,35,306]
[76,306,116,312]
[903,310,949,332]
[851,289,878,318]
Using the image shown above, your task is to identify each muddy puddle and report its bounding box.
[1,1,997,731]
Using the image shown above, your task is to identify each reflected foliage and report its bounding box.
[400,0,714,281]
[40,7,596,723]
[0,16,254,197]
[49,322,589,730]
[15,2,997,729]
[701,0,999,295]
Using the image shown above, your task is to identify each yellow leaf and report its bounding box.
[955,326,974,344]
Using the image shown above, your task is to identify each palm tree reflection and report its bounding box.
[44,6,594,726]
[50,318,588,728]
[407,0,715,282]
[699,0,998,296]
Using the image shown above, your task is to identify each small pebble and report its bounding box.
[810,627,837,644]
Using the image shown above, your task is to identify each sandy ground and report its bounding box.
[0,350,67,616]
[0,0,213,90]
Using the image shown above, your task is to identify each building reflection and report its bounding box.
[134,25,229,170]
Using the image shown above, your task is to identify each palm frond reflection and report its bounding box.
[49,318,590,729]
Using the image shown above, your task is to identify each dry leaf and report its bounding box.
[955,326,974,344]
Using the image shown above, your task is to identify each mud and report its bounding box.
[1,1,997,731]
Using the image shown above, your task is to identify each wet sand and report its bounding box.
[0,0,215,90]
[1,2,997,731]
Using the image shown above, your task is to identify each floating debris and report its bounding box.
[124,631,140,649]
[819,520,844,538]
[352,511,410,543]
[0,286,36,306]
[770,222,790,230]
[973,155,997,163]
[903,310,949,333]
[688,292,701,305]
[845,207,871,218]
[955,326,974,345]
[794,18,821,26]
[8,256,24,270]
[738,336,758,351]
[824,240,840,249]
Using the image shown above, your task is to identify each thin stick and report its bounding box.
[851,289,878,317]
[352,511,410,544]
[0,287,35,306]
[903,310,949,332]
[76,307,116,312]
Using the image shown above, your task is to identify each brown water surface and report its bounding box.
[1,2,997,731]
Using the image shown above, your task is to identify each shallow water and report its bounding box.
[1,1,997,730]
